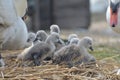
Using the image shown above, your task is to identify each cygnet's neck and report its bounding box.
[42,36,47,41]
[45,36,52,43]
[45,37,56,52]
[77,41,88,54]
[31,42,34,46]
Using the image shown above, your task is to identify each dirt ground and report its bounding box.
[0,13,120,80]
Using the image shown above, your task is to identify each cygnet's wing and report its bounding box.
[23,42,50,60]
[82,52,96,64]
[54,45,71,57]
[53,45,70,64]
[53,45,81,65]
[55,39,65,51]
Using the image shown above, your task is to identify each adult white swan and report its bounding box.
[106,0,120,33]
[0,0,28,50]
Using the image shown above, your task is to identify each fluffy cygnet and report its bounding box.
[50,24,65,51]
[27,32,36,42]
[25,32,36,47]
[35,30,48,42]
[50,24,60,34]
[53,37,95,67]
[17,33,61,66]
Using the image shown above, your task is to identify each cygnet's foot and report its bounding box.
[33,54,41,66]
[44,57,52,61]
[67,62,73,68]
[34,60,40,66]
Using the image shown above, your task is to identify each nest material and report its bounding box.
[0,50,120,80]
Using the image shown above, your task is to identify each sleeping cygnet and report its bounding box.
[17,33,62,66]
[53,37,95,67]
[34,30,48,42]
[66,34,78,45]
[50,24,65,51]
[25,32,36,48]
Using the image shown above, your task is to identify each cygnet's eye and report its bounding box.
[36,35,39,38]
[87,41,92,46]
[89,42,92,45]
[56,39,59,42]
[39,38,42,41]
[30,37,33,39]
[56,36,59,40]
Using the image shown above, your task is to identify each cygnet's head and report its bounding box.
[50,24,60,34]
[69,38,80,45]
[67,34,78,44]
[35,30,48,42]
[79,37,93,51]
[47,33,62,44]
[27,32,36,42]
[68,34,78,41]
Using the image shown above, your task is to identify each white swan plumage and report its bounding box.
[0,0,28,50]
[13,0,27,17]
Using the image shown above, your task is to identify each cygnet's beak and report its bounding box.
[33,38,38,42]
[89,46,94,51]
[27,39,30,42]
[66,41,70,45]
[57,39,63,44]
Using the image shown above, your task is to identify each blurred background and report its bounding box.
[25,0,120,51]
[26,0,109,32]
